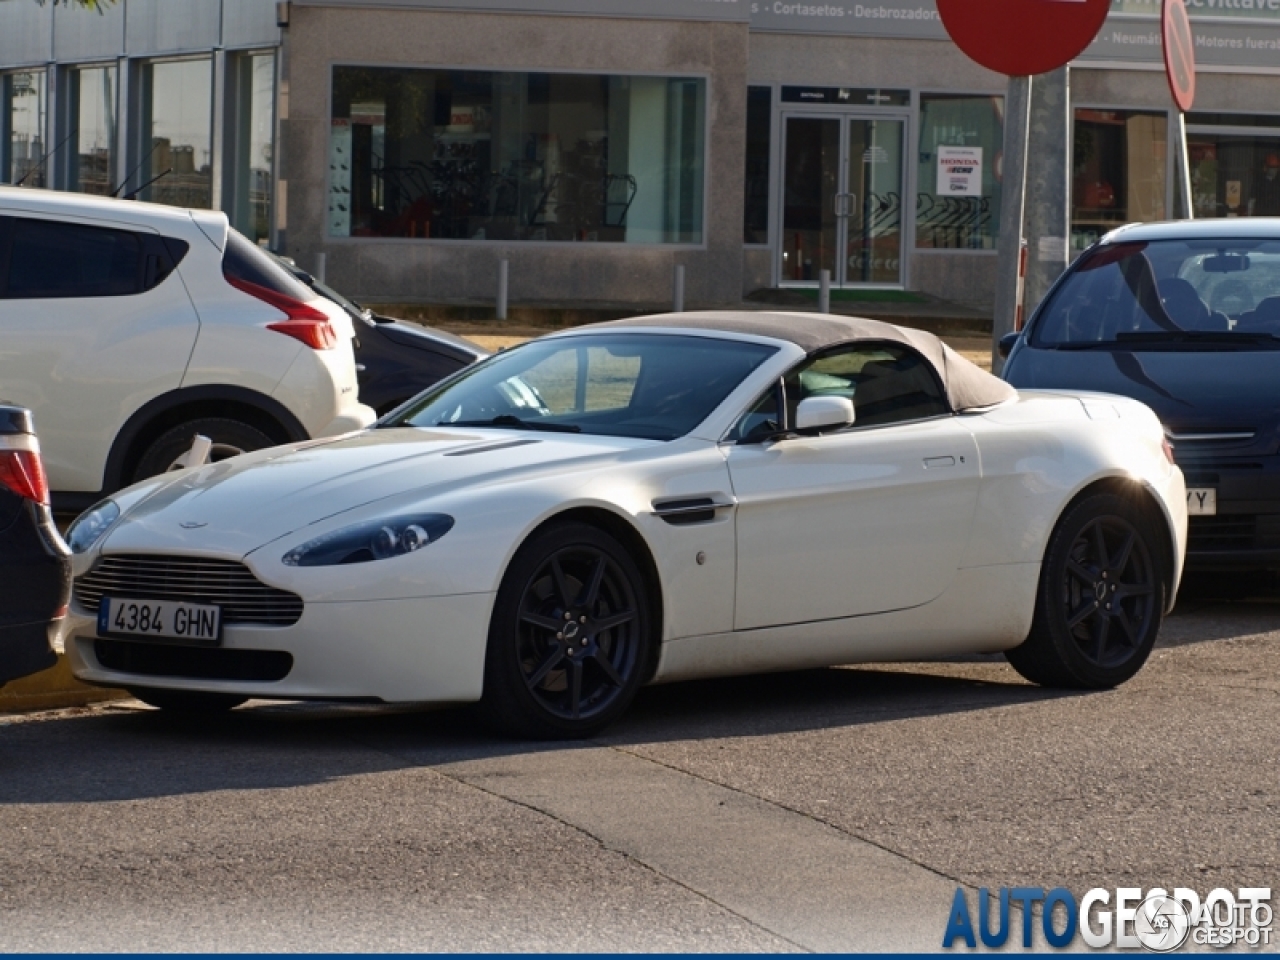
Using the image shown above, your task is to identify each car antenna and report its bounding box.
[122,167,172,201]
[110,141,161,198]
[13,129,76,187]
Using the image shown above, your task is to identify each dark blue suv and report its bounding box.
[1003,219,1280,571]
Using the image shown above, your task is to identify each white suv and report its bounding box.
[0,187,375,510]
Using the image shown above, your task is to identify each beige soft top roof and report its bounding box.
[595,311,1016,413]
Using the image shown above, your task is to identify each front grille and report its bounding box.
[94,638,293,682]
[1188,515,1280,552]
[75,555,303,627]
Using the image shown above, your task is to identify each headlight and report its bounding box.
[282,513,454,567]
[65,499,120,554]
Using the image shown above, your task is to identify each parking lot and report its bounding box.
[0,582,1274,952]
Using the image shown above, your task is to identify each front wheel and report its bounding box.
[481,523,653,740]
[1006,493,1166,689]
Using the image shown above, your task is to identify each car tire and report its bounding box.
[1006,492,1166,689]
[133,417,275,483]
[128,687,248,713]
[481,522,653,740]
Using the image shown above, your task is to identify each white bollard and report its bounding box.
[497,259,509,320]
[672,264,685,313]
[314,251,326,284]
[818,269,831,315]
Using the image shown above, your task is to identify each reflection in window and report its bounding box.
[916,94,1003,250]
[230,53,275,244]
[329,67,707,243]
[1185,130,1280,219]
[1072,109,1167,251]
[743,86,771,244]
[3,71,46,187]
[140,59,212,209]
[71,65,117,196]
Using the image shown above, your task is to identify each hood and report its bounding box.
[1005,346,1280,451]
[101,428,654,558]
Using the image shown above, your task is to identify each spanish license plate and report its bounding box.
[1187,487,1218,516]
[98,596,222,645]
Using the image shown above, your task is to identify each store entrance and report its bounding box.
[778,113,907,288]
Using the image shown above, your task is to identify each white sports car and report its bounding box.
[62,312,1188,738]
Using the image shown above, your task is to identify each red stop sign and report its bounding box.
[1163,0,1197,112]
[936,0,1112,77]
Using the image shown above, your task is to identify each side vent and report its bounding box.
[652,496,736,526]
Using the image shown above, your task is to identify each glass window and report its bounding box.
[1185,131,1280,219]
[916,94,1003,250]
[1032,238,1280,346]
[329,67,707,243]
[1072,109,1167,251]
[390,334,775,441]
[229,53,275,244]
[70,65,117,196]
[733,342,949,441]
[3,217,141,299]
[222,227,314,301]
[3,71,46,187]
[744,86,771,244]
[140,59,213,209]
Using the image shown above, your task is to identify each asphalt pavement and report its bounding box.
[0,590,1275,952]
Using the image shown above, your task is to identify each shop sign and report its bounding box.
[936,146,982,196]
[300,0,750,20]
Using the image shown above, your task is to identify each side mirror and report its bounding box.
[998,331,1020,359]
[794,395,855,434]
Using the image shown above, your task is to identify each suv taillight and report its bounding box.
[0,446,50,505]
[227,275,338,350]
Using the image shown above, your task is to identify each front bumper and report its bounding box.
[65,591,494,704]
[1179,459,1280,570]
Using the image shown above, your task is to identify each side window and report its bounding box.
[4,217,143,299]
[223,227,315,301]
[796,343,948,428]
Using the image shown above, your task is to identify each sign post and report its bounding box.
[1163,0,1197,217]
[935,0,1111,370]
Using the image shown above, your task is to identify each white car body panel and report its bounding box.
[0,187,373,495]
[63,323,1188,705]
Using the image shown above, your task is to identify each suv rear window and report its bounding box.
[0,217,188,300]
[222,228,316,301]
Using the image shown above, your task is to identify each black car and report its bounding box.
[1002,218,1280,571]
[274,258,487,415]
[0,403,68,684]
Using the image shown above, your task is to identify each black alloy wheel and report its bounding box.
[1007,492,1165,689]
[482,523,652,739]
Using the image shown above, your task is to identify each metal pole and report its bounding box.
[497,259,509,320]
[1022,66,1071,326]
[1176,111,1194,219]
[672,264,685,313]
[818,269,831,314]
[314,251,326,284]
[992,74,1033,374]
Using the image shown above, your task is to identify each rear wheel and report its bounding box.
[133,417,275,483]
[1006,493,1165,688]
[128,687,247,714]
[481,523,653,740]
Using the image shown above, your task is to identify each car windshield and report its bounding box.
[1033,238,1280,348]
[384,333,777,441]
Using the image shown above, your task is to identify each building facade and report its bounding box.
[4,0,1280,310]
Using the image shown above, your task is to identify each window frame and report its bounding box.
[324,61,713,250]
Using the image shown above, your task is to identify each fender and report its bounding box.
[53,386,311,513]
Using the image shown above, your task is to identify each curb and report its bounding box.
[0,653,125,713]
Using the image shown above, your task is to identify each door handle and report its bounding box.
[923,456,956,468]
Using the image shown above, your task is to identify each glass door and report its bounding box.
[779,113,906,287]
[845,118,905,285]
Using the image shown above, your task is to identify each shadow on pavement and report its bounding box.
[0,664,1081,806]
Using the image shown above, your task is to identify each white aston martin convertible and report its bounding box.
[62,312,1188,738]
